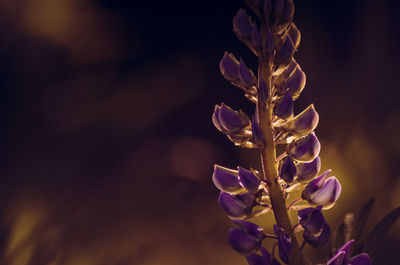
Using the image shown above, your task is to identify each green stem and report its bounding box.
[258,60,306,265]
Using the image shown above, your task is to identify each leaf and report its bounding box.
[351,197,375,255]
[365,206,400,253]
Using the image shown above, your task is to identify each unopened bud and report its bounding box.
[215,103,250,133]
[286,66,306,99]
[233,9,253,39]
[274,92,293,120]
[239,59,257,87]
[220,52,240,82]
[284,104,319,137]
[296,156,321,181]
[274,35,295,66]
[238,167,261,193]
[280,157,296,183]
[212,165,242,193]
[286,132,320,162]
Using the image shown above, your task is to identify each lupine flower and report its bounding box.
[233,9,253,39]
[239,59,257,86]
[220,52,240,82]
[246,246,281,265]
[284,104,319,138]
[274,92,293,120]
[298,206,331,248]
[327,240,372,265]
[212,165,243,193]
[218,191,256,219]
[274,35,295,66]
[286,66,306,99]
[280,157,296,183]
[228,220,266,255]
[296,156,321,181]
[238,167,261,193]
[302,169,342,209]
[286,132,321,163]
[212,103,250,134]
[274,225,292,264]
[251,116,264,146]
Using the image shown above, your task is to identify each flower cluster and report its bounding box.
[211,0,372,264]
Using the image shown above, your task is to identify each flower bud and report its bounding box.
[217,103,250,133]
[286,66,306,99]
[246,246,281,265]
[296,156,321,181]
[303,220,331,248]
[274,225,292,264]
[302,170,342,209]
[239,59,257,87]
[228,220,265,255]
[274,92,293,120]
[298,206,324,235]
[286,133,321,163]
[284,104,319,137]
[218,191,255,219]
[280,157,296,183]
[274,35,295,66]
[252,24,262,50]
[258,78,269,103]
[233,9,253,39]
[238,167,261,193]
[220,52,240,82]
[251,116,264,146]
[212,165,242,193]
[288,23,301,49]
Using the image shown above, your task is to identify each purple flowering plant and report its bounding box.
[211,1,400,264]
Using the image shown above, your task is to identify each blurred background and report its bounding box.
[0,0,399,264]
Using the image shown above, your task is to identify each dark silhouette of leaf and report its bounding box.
[351,197,375,255]
[365,206,400,254]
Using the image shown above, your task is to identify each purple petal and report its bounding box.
[218,192,250,219]
[288,24,301,49]
[327,251,345,265]
[274,35,294,66]
[337,240,354,264]
[349,253,372,265]
[274,225,292,264]
[251,116,264,146]
[233,9,253,38]
[274,92,293,120]
[228,228,261,255]
[212,105,226,133]
[258,78,269,103]
[303,221,331,248]
[238,167,261,193]
[308,177,341,209]
[285,104,319,137]
[246,247,281,265]
[239,59,256,86]
[280,157,296,183]
[286,133,321,163]
[298,206,325,235]
[252,24,262,50]
[302,169,331,200]
[218,103,249,133]
[236,192,256,206]
[286,66,306,99]
[232,219,265,241]
[296,156,321,181]
[212,165,242,193]
[220,52,240,81]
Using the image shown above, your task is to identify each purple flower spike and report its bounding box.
[251,116,264,146]
[246,247,281,265]
[212,165,242,193]
[303,220,330,248]
[233,9,253,39]
[258,78,269,103]
[298,206,325,235]
[218,103,250,133]
[328,240,372,265]
[274,225,292,264]
[285,104,319,137]
[286,132,321,163]
[228,220,265,255]
[296,156,321,181]
[238,167,261,193]
[220,52,240,82]
[274,35,295,66]
[239,59,257,86]
[288,24,301,49]
[274,92,293,120]
[302,170,342,209]
[252,24,262,50]
[218,191,255,219]
[286,66,306,99]
[280,157,296,183]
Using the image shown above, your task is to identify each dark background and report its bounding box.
[0,0,398,264]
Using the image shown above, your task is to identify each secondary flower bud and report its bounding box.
[218,191,255,219]
[280,157,296,183]
[228,220,265,255]
[233,9,253,39]
[275,35,295,66]
[286,133,321,163]
[220,52,240,82]
[238,167,261,193]
[212,165,242,193]
[284,104,319,137]
[274,92,293,120]
[239,59,257,87]
[302,170,342,209]
[296,156,321,181]
[214,103,250,133]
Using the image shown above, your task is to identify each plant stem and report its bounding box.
[258,60,306,265]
